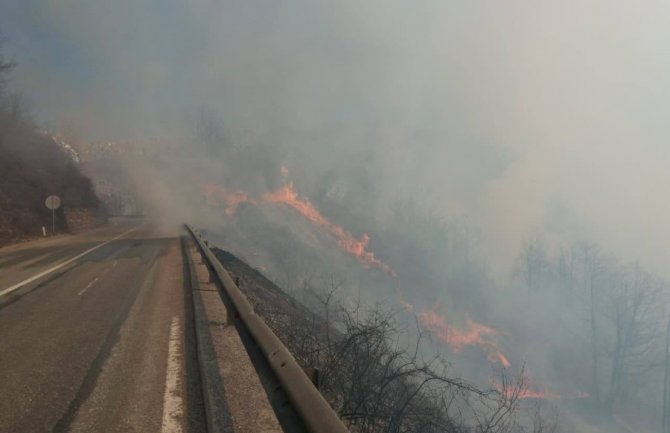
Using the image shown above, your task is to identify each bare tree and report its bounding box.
[519,237,550,292]
[556,245,578,294]
[0,34,18,130]
[544,241,667,416]
[530,401,561,433]
[601,264,665,412]
[662,312,670,433]
[277,283,551,433]
[578,243,607,405]
[0,33,15,92]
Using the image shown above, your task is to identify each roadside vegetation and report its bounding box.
[217,248,563,433]
[0,36,99,244]
[210,168,670,432]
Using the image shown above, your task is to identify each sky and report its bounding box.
[2,0,670,276]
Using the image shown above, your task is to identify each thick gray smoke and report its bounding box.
[3,1,670,431]
[3,0,669,276]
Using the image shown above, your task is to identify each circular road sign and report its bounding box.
[45,195,61,210]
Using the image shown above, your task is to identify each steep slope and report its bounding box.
[0,123,100,243]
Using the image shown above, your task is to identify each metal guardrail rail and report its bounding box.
[185,225,349,433]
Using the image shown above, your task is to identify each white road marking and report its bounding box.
[161,317,183,433]
[77,260,119,296]
[16,252,56,268]
[77,277,100,296]
[0,227,138,298]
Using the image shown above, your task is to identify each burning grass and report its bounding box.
[214,247,565,433]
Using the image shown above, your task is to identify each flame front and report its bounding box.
[204,180,396,276]
[416,307,511,368]
[206,180,508,367]
[263,182,396,276]
[493,378,590,401]
[204,178,592,401]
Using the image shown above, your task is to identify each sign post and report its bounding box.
[45,195,61,235]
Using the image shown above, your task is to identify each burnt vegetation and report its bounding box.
[216,248,563,433]
[0,37,98,243]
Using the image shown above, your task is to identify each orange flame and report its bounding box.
[205,178,587,401]
[493,378,590,400]
[203,181,396,276]
[406,302,510,368]
[404,297,589,400]
[262,182,396,276]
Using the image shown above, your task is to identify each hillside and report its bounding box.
[0,52,100,244]
[0,127,100,243]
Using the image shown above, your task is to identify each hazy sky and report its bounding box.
[2,0,670,275]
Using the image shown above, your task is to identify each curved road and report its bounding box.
[0,218,205,433]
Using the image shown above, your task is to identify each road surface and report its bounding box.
[0,218,206,433]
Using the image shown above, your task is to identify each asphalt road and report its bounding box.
[0,218,206,433]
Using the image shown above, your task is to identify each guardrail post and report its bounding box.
[304,367,319,389]
[208,268,214,284]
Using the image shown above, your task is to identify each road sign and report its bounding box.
[45,195,61,235]
[45,195,61,210]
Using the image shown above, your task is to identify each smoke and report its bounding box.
[3,0,669,275]
[3,1,670,430]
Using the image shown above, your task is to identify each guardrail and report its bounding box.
[185,225,349,433]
